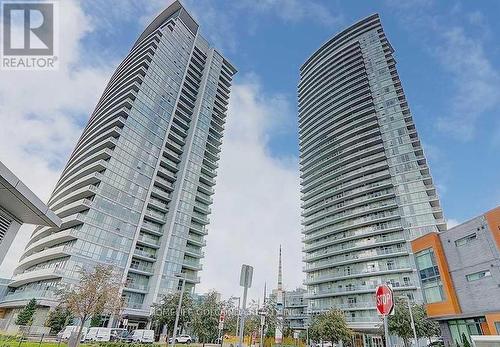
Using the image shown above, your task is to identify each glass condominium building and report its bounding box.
[299,14,445,332]
[1,1,236,326]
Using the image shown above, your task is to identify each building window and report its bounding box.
[415,248,445,303]
[455,233,477,247]
[495,322,500,334]
[448,318,485,344]
[466,270,491,282]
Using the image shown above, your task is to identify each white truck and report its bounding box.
[130,329,155,343]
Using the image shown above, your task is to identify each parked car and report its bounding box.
[130,329,155,343]
[111,328,130,342]
[169,334,192,344]
[428,340,444,347]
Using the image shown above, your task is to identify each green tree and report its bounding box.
[388,298,416,347]
[414,304,440,343]
[309,309,352,344]
[90,314,103,327]
[462,333,471,347]
[45,305,73,334]
[58,265,123,347]
[388,298,441,347]
[221,299,238,336]
[191,291,223,343]
[151,291,193,337]
[16,298,37,326]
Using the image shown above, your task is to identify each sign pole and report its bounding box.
[383,315,390,347]
[239,265,253,347]
[238,285,248,347]
[376,284,394,347]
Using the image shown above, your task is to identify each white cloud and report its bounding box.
[435,26,500,140]
[387,2,500,142]
[237,0,343,27]
[0,0,114,277]
[198,76,303,299]
[446,218,460,229]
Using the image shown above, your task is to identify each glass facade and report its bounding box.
[415,248,445,303]
[299,14,445,330]
[2,2,236,322]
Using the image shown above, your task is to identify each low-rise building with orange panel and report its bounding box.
[411,206,500,346]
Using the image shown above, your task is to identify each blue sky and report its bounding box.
[77,0,500,222]
[0,0,499,298]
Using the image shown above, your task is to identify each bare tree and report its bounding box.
[58,264,123,347]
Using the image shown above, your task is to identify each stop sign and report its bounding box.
[376,284,394,316]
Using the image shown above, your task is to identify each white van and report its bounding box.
[95,328,112,342]
[85,327,99,342]
[85,327,113,342]
[59,326,88,341]
[130,329,155,343]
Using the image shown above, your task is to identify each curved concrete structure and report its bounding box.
[299,14,445,331]
[3,1,236,326]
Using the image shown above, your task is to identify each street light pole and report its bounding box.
[231,296,241,337]
[406,296,418,346]
[172,274,187,345]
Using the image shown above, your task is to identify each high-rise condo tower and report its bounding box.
[2,1,236,328]
[298,14,445,332]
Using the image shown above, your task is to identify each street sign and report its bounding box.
[376,284,394,316]
[240,264,253,288]
[376,284,394,347]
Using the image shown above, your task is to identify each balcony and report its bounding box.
[148,198,169,213]
[189,223,208,236]
[195,191,213,205]
[187,234,206,247]
[141,220,163,236]
[303,201,398,234]
[185,246,204,258]
[157,166,176,183]
[128,262,154,275]
[304,235,406,262]
[9,267,65,288]
[23,228,78,257]
[1,289,58,305]
[193,201,211,215]
[192,211,209,225]
[151,186,171,201]
[182,258,202,271]
[133,248,156,261]
[137,233,161,248]
[154,175,174,192]
[304,247,408,272]
[160,157,178,173]
[197,182,214,195]
[49,184,97,211]
[29,213,86,245]
[200,173,216,186]
[17,244,72,271]
[54,198,93,219]
[144,208,166,224]
[304,266,413,285]
[305,282,416,299]
[124,282,149,293]
[303,224,403,252]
